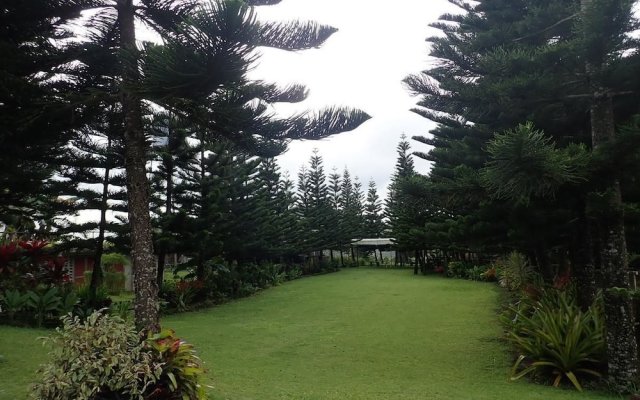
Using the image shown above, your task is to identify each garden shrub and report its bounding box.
[501,286,605,391]
[26,287,62,328]
[160,260,327,314]
[0,289,28,322]
[146,329,207,399]
[0,240,68,292]
[75,283,112,313]
[466,265,485,281]
[104,271,126,295]
[497,251,534,291]
[446,261,474,279]
[31,312,160,400]
[110,300,132,322]
[285,266,303,280]
[481,266,497,282]
[32,311,208,400]
[84,270,126,295]
[160,280,179,310]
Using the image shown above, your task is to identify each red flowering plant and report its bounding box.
[553,268,572,290]
[0,239,69,292]
[174,280,204,311]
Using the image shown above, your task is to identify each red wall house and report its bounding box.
[64,255,124,285]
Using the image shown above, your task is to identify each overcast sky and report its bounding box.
[248,0,460,198]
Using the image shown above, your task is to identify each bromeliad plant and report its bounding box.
[146,329,207,399]
[502,287,605,391]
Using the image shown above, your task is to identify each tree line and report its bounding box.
[395,0,640,390]
[0,0,370,332]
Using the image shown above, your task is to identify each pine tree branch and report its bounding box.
[513,13,578,42]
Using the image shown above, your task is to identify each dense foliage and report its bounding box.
[31,311,206,400]
[402,0,640,391]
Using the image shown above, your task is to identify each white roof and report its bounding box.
[352,238,394,246]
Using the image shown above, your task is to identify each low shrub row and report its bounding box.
[0,283,117,327]
[444,261,497,282]
[159,262,316,313]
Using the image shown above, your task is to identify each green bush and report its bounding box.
[501,287,605,391]
[74,284,112,317]
[263,264,287,287]
[446,261,473,278]
[497,251,534,291]
[31,312,160,400]
[104,271,126,295]
[159,280,179,311]
[31,311,208,400]
[26,287,62,328]
[100,252,128,268]
[286,266,303,280]
[110,300,132,322]
[466,265,485,281]
[84,267,126,295]
[0,289,28,322]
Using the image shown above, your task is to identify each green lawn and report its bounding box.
[0,269,622,399]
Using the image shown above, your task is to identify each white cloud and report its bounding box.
[249,0,460,198]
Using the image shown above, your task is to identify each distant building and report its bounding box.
[63,252,132,291]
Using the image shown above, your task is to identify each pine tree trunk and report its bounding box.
[586,82,638,390]
[89,137,112,299]
[117,0,159,333]
[158,132,175,286]
[157,254,165,287]
[572,205,597,310]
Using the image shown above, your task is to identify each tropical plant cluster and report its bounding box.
[399,0,640,391]
[31,311,206,400]
[0,239,81,327]
[498,260,605,392]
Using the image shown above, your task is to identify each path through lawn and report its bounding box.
[0,268,619,399]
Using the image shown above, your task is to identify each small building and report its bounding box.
[350,238,396,264]
[63,252,132,291]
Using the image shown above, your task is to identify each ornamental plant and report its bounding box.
[0,239,69,292]
[502,287,605,391]
[31,311,208,399]
[31,312,161,400]
[145,329,207,399]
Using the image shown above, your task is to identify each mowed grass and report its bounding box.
[0,326,49,399]
[0,268,621,399]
